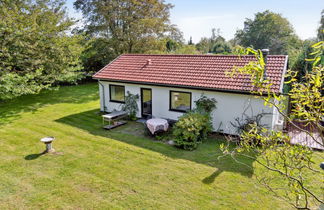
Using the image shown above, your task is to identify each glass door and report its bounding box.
[141,88,152,118]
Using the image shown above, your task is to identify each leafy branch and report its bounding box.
[221,40,324,209]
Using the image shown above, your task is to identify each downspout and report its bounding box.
[98,80,106,112]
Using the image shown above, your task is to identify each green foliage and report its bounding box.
[194,94,217,113]
[166,38,182,52]
[227,47,269,90]
[239,123,289,149]
[196,28,232,54]
[173,45,200,54]
[80,37,118,74]
[289,40,314,82]
[223,39,324,208]
[74,0,181,54]
[235,10,296,54]
[173,112,212,150]
[122,91,139,121]
[285,35,304,69]
[230,112,270,135]
[75,0,184,67]
[231,124,318,208]
[287,41,324,122]
[172,95,217,150]
[146,44,199,55]
[212,41,232,54]
[188,36,193,45]
[196,37,210,54]
[0,0,84,100]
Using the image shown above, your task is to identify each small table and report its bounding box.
[102,111,128,130]
[146,118,169,135]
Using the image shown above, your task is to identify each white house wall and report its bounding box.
[98,82,104,111]
[99,81,275,135]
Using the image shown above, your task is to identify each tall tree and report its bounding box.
[0,0,84,100]
[79,37,117,74]
[212,42,232,54]
[318,9,324,41]
[235,10,296,54]
[74,0,179,54]
[188,36,193,45]
[290,39,315,82]
[196,28,231,54]
[196,37,210,54]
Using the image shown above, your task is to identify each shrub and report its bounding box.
[194,94,217,114]
[230,112,270,135]
[173,112,212,150]
[121,91,139,120]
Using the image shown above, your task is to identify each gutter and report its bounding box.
[94,78,274,96]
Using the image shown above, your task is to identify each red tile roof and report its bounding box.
[93,54,288,94]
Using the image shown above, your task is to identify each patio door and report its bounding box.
[141,88,152,118]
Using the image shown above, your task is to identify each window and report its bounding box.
[109,85,125,103]
[169,91,191,112]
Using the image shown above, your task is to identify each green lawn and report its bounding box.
[0,83,320,209]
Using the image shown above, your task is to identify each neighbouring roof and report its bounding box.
[93,54,288,94]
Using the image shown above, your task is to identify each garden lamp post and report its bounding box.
[40,137,55,153]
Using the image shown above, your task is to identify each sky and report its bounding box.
[66,0,323,43]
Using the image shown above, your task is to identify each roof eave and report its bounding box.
[93,78,279,96]
[92,55,122,79]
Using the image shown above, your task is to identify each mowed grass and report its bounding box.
[0,83,321,209]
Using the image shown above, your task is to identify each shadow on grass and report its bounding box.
[202,169,223,184]
[24,152,46,160]
[0,83,98,127]
[55,109,255,182]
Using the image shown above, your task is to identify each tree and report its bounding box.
[188,36,193,45]
[163,27,185,52]
[212,41,232,54]
[196,28,232,54]
[79,37,117,74]
[222,41,323,208]
[74,0,180,55]
[0,0,84,100]
[166,39,181,52]
[173,45,200,54]
[196,37,210,54]
[289,10,323,85]
[235,10,296,54]
[211,28,225,43]
[318,9,324,41]
[290,39,316,83]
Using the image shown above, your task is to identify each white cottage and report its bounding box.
[93,53,288,135]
